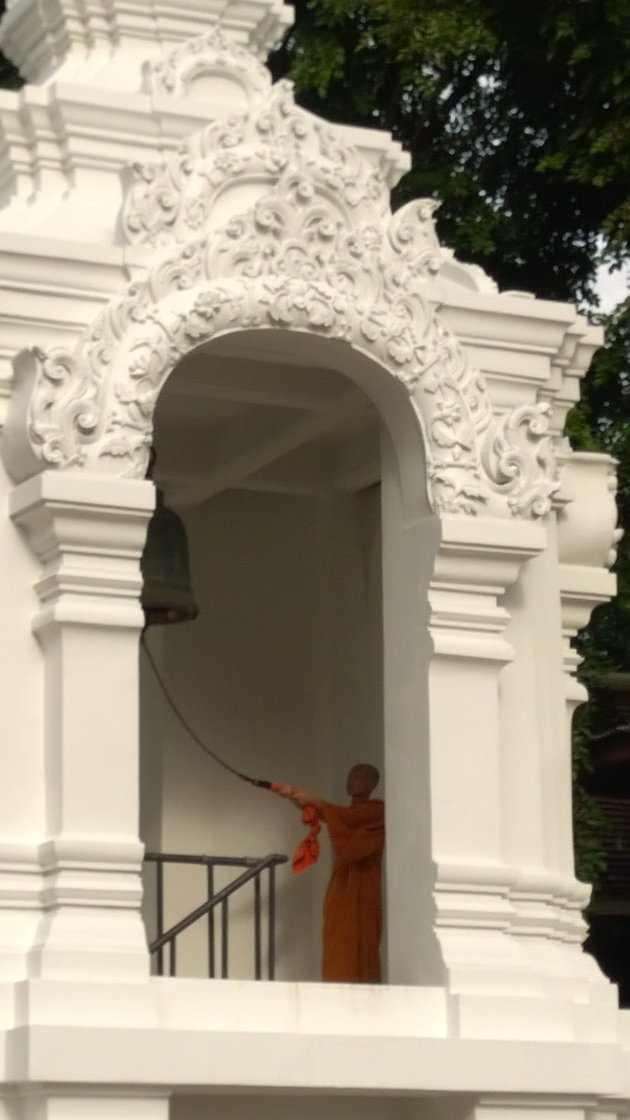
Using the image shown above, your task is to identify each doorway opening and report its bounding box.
[139,330,386,982]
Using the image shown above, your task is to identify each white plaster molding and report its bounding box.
[0,841,44,984]
[5,994,625,1086]
[437,248,499,295]
[425,516,551,993]
[10,470,154,633]
[0,84,408,230]
[2,84,565,520]
[0,0,292,85]
[142,27,272,104]
[480,403,561,518]
[9,472,154,980]
[557,452,621,571]
[120,80,397,248]
[556,452,620,697]
[434,290,599,438]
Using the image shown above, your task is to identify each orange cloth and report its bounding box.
[291,804,321,874]
[319,799,385,984]
[270,783,321,874]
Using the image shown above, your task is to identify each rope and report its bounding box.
[140,631,271,789]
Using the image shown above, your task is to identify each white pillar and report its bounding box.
[1,1090,169,1120]
[427,514,546,1005]
[380,432,442,987]
[381,424,545,996]
[10,470,154,981]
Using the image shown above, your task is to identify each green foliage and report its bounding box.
[271,0,629,305]
[571,669,615,885]
[0,1,21,89]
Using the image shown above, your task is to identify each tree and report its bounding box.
[270,0,629,305]
[0,1,19,88]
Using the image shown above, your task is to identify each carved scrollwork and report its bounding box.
[27,348,98,469]
[481,403,561,518]
[142,27,272,102]
[8,67,562,519]
[121,80,391,248]
[15,173,494,513]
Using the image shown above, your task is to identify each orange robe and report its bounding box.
[319,799,385,983]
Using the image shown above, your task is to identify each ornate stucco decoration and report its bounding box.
[142,27,272,103]
[481,404,561,517]
[121,80,392,249]
[5,80,561,519]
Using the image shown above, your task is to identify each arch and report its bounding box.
[5,203,491,515]
[2,79,561,520]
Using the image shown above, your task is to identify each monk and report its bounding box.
[275,764,385,983]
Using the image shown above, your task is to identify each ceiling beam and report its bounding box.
[159,354,356,414]
[166,391,366,506]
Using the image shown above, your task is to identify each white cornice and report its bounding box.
[0,0,293,86]
[428,283,599,428]
[0,80,409,232]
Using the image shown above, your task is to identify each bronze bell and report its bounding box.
[141,488,199,627]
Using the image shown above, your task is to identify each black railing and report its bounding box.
[144,852,288,980]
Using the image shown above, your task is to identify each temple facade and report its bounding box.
[0,2,628,1119]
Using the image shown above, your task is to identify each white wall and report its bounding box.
[140,485,384,982]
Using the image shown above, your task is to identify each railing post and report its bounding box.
[207,864,215,979]
[156,860,164,977]
[254,874,262,980]
[221,900,229,979]
[268,863,276,981]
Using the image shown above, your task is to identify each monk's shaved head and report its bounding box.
[355,763,379,788]
[346,763,380,799]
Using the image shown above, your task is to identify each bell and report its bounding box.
[141,488,199,626]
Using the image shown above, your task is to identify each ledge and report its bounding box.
[0,978,626,1097]
[1,1023,625,1097]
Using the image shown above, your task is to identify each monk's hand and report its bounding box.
[270,782,296,800]
[291,788,319,808]
[270,782,319,809]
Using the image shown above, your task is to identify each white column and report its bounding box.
[1,1090,169,1120]
[10,470,154,981]
[381,417,545,996]
[380,432,442,988]
[426,515,546,1004]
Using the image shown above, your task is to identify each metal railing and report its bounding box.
[144,852,288,980]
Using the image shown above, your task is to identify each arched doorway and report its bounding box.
[139,327,433,982]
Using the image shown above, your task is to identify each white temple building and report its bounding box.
[0,1,628,1118]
